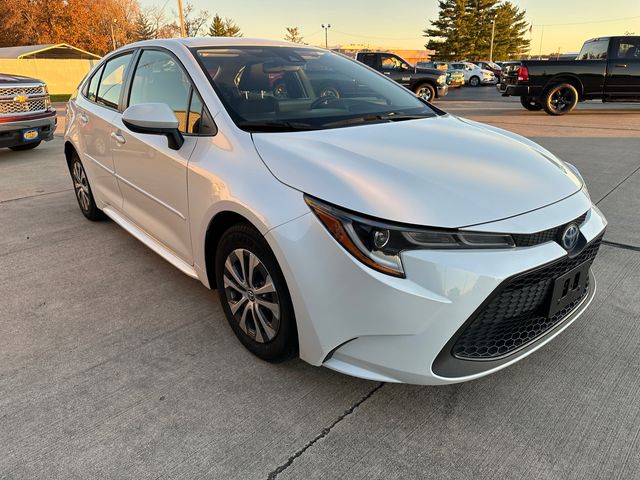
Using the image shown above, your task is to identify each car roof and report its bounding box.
[123,37,323,51]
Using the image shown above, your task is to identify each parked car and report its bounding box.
[474,60,502,78]
[355,51,448,101]
[417,61,465,87]
[498,36,640,114]
[65,38,606,385]
[449,62,497,86]
[0,73,56,150]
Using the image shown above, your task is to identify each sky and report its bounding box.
[142,0,640,54]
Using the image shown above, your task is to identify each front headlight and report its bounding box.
[437,74,447,85]
[305,196,515,278]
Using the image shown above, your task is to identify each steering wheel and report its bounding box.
[310,96,344,110]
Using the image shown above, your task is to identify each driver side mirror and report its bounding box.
[122,103,184,150]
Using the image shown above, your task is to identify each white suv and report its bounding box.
[449,62,497,86]
[64,39,606,385]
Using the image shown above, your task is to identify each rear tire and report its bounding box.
[215,223,298,362]
[9,141,41,151]
[414,83,435,102]
[542,83,579,115]
[69,151,105,221]
[520,96,543,111]
[469,76,480,87]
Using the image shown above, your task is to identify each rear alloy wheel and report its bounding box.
[9,141,41,151]
[70,152,104,221]
[215,224,297,362]
[319,86,340,98]
[414,83,435,102]
[469,76,480,87]
[520,96,543,111]
[543,83,578,115]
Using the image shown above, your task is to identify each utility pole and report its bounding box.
[177,0,187,37]
[321,24,331,49]
[489,16,496,62]
[110,19,117,50]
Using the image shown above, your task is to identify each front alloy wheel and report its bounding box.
[215,224,298,362]
[223,248,280,343]
[414,84,435,102]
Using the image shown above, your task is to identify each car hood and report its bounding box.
[0,73,43,84]
[251,114,583,228]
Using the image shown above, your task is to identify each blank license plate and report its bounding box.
[547,261,590,318]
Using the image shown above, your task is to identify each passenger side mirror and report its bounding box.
[122,103,184,150]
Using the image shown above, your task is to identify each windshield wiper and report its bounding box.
[320,113,431,128]
[238,120,316,132]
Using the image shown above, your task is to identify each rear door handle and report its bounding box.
[615,64,628,68]
[111,131,126,145]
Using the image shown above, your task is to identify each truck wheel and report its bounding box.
[414,83,435,102]
[542,83,579,115]
[468,76,480,87]
[9,141,41,151]
[520,96,543,111]
[319,85,340,98]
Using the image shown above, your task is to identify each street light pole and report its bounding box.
[177,0,187,37]
[321,24,331,49]
[489,17,496,62]
[110,19,117,50]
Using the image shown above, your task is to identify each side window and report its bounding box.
[86,65,104,102]
[613,38,640,59]
[380,55,401,71]
[577,40,609,60]
[96,53,133,109]
[360,54,376,67]
[187,91,216,135]
[128,50,191,133]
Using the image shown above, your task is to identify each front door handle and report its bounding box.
[79,112,89,124]
[615,64,628,68]
[111,131,126,145]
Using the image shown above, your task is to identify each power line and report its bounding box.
[534,14,640,27]
[331,29,423,41]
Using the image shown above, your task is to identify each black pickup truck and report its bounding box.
[355,52,448,102]
[498,36,640,114]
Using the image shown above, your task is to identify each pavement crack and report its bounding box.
[0,188,73,204]
[601,240,640,252]
[596,163,640,206]
[266,382,384,480]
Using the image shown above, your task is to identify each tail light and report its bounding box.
[517,65,529,82]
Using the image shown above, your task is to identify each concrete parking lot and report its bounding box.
[1,88,639,479]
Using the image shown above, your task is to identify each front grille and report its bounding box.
[512,212,588,247]
[0,85,45,96]
[452,236,602,360]
[0,98,48,115]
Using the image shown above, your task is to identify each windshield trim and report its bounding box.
[189,45,444,133]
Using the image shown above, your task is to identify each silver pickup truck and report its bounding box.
[0,73,56,150]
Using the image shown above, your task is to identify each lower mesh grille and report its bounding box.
[452,236,602,360]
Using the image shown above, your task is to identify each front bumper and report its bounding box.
[266,191,607,385]
[436,85,449,98]
[482,77,498,85]
[0,110,56,148]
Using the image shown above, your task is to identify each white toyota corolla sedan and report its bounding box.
[64,38,606,385]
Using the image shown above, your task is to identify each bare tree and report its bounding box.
[284,27,303,43]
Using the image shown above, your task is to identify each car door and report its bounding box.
[110,49,198,263]
[76,52,134,209]
[379,54,411,86]
[606,37,640,96]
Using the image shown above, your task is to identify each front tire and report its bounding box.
[215,223,298,362]
[69,151,104,221]
[9,141,41,151]
[520,96,543,111]
[468,76,480,87]
[542,83,579,115]
[414,83,435,102]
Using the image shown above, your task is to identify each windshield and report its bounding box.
[192,46,436,132]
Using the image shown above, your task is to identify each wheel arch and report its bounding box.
[203,209,263,289]
[544,74,584,100]
[64,140,78,172]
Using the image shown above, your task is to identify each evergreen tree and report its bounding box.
[424,0,530,60]
[134,12,155,41]
[208,14,242,37]
[284,27,303,43]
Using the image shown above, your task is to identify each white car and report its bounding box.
[450,62,497,86]
[64,38,606,385]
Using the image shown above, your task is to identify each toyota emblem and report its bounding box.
[561,223,580,250]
